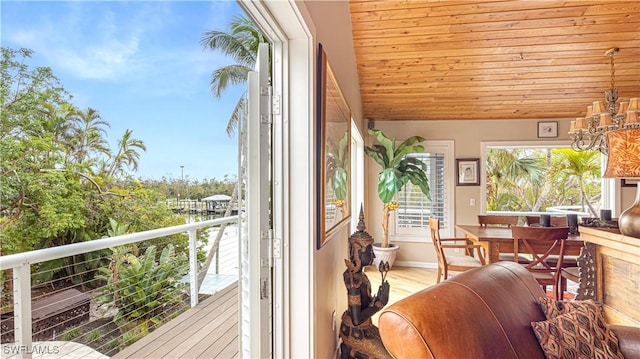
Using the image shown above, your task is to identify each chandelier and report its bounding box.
[568,47,640,155]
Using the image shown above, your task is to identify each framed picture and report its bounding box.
[456,158,480,186]
[316,43,351,249]
[537,121,558,138]
[622,178,639,187]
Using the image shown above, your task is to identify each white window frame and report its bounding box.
[351,120,364,233]
[390,140,455,241]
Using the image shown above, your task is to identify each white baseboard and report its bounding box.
[393,261,438,269]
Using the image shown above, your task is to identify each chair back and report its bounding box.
[477,215,518,227]
[525,215,568,226]
[429,218,447,268]
[511,226,569,274]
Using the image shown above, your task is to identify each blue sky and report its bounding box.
[1,1,246,181]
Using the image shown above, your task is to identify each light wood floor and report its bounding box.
[364,265,438,325]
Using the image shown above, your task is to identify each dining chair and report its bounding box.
[477,215,518,227]
[511,226,570,299]
[524,216,579,269]
[429,218,485,283]
[477,215,528,263]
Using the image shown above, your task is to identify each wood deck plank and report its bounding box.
[192,322,239,358]
[143,289,237,358]
[162,297,238,357]
[113,283,238,359]
[117,283,236,356]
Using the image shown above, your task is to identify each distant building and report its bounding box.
[201,194,232,213]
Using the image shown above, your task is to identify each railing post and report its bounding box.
[14,262,32,359]
[188,229,198,307]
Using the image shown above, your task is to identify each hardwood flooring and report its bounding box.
[364,265,438,325]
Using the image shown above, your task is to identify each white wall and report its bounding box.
[302,1,365,358]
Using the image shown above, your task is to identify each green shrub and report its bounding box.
[97,244,188,332]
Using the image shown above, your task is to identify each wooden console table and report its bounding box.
[579,227,640,326]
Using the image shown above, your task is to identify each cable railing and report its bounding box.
[0,215,238,358]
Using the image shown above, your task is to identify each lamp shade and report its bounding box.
[603,128,640,178]
[598,113,613,129]
[628,98,640,112]
[592,101,605,115]
[574,117,587,130]
[618,101,628,115]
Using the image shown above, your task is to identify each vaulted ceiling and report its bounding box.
[349,0,640,122]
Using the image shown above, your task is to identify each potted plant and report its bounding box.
[365,129,430,268]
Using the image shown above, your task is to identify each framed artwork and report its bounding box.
[537,121,558,138]
[456,158,480,186]
[622,179,639,187]
[316,43,351,249]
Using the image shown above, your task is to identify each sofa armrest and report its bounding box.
[611,325,640,359]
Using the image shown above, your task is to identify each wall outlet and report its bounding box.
[470,198,476,206]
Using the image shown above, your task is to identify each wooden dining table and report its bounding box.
[455,225,585,264]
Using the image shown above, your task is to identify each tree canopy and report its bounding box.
[0,47,184,256]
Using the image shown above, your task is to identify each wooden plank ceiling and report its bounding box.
[349,0,640,121]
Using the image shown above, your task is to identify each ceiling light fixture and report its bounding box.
[568,48,640,155]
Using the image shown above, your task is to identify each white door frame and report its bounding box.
[241,1,315,357]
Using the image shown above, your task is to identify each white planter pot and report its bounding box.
[372,243,399,269]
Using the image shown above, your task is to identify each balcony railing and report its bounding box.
[0,215,238,358]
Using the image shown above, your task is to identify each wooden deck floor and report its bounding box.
[110,266,437,358]
[113,282,239,359]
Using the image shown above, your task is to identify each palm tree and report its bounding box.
[36,102,77,163]
[68,107,110,167]
[554,149,601,216]
[104,129,147,178]
[200,14,267,136]
[485,149,544,211]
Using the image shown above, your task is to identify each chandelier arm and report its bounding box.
[570,47,624,155]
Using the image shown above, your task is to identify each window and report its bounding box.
[391,141,454,239]
[480,141,610,218]
[351,121,364,233]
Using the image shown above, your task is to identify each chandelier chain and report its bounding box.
[610,52,615,90]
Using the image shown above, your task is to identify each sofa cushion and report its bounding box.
[531,299,624,359]
[536,296,601,319]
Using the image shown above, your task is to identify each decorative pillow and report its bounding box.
[531,301,624,359]
[537,296,602,319]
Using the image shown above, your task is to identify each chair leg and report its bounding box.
[436,267,442,283]
[555,278,567,300]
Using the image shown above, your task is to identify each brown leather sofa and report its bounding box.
[378,261,640,359]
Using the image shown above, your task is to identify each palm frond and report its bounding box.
[209,65,253,98]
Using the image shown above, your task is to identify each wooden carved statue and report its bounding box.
[339,209,391,359]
